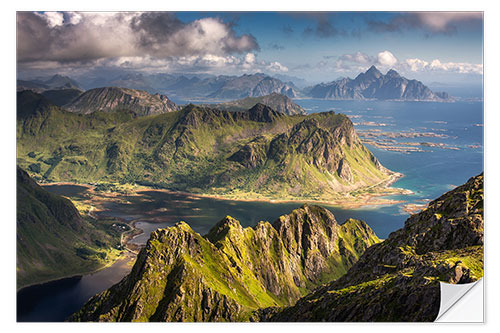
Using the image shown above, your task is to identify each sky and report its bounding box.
[16,11,483,85]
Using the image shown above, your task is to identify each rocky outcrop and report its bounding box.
[306,66,450,101]
[65,87,179,116]
[261,174,483,322]
[71,205,380,322]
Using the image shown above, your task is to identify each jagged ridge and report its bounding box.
[70,205,380,321]
[261,174,483,322]
[65,87,179,116]
[306,66,450,101]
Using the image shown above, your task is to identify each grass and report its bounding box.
[18,98,396,202]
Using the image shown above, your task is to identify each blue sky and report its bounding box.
[17,11,483,85]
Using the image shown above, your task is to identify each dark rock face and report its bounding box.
[17,74,81,93]
[262,174,483,322]
[71,205,380,322]
[306,66,450,101]
[227,136,268,169]
[65,87,179,116]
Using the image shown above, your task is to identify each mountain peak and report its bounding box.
[386,69,401,78]
[245,103,283,122]
[205,216,243,243]
[365,65,382,77]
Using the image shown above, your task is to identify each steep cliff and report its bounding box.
[260,174,483,322]
[70,205,380,321]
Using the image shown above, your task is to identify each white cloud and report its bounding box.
[88,53,288,76]
[18,12,259,64]
[404,58,483,74]
[376,50,398,67]
[35,12,64,27]
[331,50,482,76]
[413,12,483,33]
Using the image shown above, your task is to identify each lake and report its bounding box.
[17,99,483,322]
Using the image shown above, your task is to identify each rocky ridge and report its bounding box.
[65,87,179,116]
[306,66,450,101]
[17,93,394,201]
[260,173,483,321]
[70,205,380,321]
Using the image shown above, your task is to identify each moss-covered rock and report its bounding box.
[70,205,380,322]
[261,174,484,322]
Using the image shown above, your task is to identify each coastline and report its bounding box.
[16,251,134,293]
[40,172,410,210]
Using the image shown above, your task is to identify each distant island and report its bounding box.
[304,66,450,101]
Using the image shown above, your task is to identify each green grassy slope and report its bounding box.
[70,205,380,322]
[16,167,123,289]
[261,173,483,322]
[17,92,393,201]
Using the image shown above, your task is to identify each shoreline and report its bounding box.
[22,173,410,293]
[42,172,408,210]
[16,251,134,293]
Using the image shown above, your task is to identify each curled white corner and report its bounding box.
[435,278,484,322]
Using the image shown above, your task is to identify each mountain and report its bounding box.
[208,73,297,99]
[17,92,394,201]
[70,205,380,321]
[17,74,81,92]
[272,74,310,89]
[16,167,122,289]
[305,66,450,101]
[207,93,306,115]
[64,87,179,116]
[41,88,83,107]
[260,173,483,322]
[44,74,81,90]
[78,72,297,101]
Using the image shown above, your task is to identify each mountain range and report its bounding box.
[17,90,393,201]
[65,87,179,116]
[304,66,450,101]
[71,173,483,321]
[65,72,298,100]
[19,67,448,102]
[17,74,82,93]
